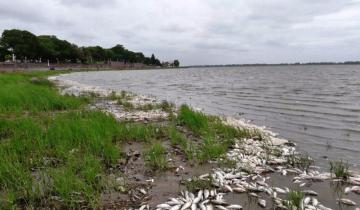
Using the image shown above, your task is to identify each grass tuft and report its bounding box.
[181,176,213,192]
[330,160,350,180]
[284,189,305,209]
[287,152,314,170]
[144,142,169,171]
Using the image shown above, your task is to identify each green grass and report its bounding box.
[177,105,209,135]
[330,160,350,180]
[0,73,87,114]
[284,189,305,209]
[144,142,169,171]
[176,105,255,163]
[0,71,267,208]
[287,152,314,170]
[0,72,128,208]
[197,136,228,163]
[181,176,213,192]
[117,123,165,142]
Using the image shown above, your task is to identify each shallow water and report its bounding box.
[58,65,360,170]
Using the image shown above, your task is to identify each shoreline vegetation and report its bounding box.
[0,71,360,209]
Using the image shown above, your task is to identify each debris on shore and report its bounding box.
[49,75,360,210]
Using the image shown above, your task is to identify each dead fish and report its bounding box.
[170,205,182,210]
[215,205,229,210]
[317,204,333,210]
[157,203,171,209]
[199,203,207,210]
[249,192,259,198]
[258,199,266,208]
[223,185,233,192]
[212,199,228,206]
[180,201,192,210]
[191,203,197,210]
[206,205,214,210]
[351,186,360,194]
[139,205,148,210]
[303,197,311,205]
[139,188,147,195]
[227,204,242,209]
[312,198,319,206]
[303,190,318,196]
[233,187,246,193]
[167,198,183,205]
[338,198,356,206]
[344,187,351,194]
[274,187,286,194]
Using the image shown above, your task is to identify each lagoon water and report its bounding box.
[59,65,360,170]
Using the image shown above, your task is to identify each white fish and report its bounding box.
[351,186,360,194]
[180,202,192,210]
[212,199,227,206]
[317,204,333,210]
[303,197,311,205]
[170,205,182,210]
[338,198,356,206]
[258,199,266,208]
[199,203,207,210]
[223,185,233,192]
[191,203,196,210]
[157,203,171,209]
[139,205,148,210]
[274,187,286,194]
[204,189,210,199]
[312,197,319,206]
[215,205,228,210]
[344,187,351,194]
[227,204,243,209]
[206,204,214,210]
[303,190,318,196]
[233,187,246,193]
[167,198,183,205]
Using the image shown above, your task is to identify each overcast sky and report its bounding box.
[1,0,359,65]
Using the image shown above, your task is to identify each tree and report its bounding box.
[0,29,42,60]
[150,54,156,65]
[38,35,79,63]
[0,47,8,62]
[0,28,166,65]
[174,60,180,67]
[83,46,106,63]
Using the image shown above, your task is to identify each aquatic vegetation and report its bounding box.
[287,152,314,170]
[284,189,305,209]
[330,160,350,180]
[181,176,213,192]
[117,98,135,110]
[144,142,169,171]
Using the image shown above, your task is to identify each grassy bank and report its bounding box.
[0,71,259,209]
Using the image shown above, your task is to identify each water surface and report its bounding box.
[58,65,360,170]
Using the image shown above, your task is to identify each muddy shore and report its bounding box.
[49,75,360,210]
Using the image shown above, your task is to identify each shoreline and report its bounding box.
[49,74,360,209]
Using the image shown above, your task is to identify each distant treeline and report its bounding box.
[0,29,165,66]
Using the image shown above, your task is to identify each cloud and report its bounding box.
[0,0,359,65]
